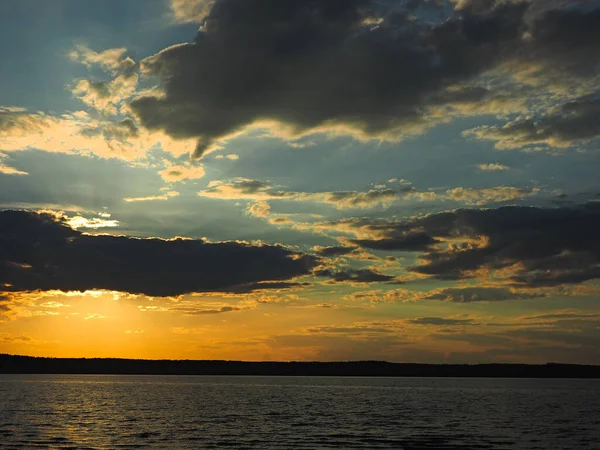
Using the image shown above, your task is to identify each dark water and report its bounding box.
[0,375,598,449]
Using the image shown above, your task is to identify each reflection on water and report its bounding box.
[0,375,598,449]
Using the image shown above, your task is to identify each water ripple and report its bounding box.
[0,375,598,449]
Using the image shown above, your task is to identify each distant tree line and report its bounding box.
[1,354,599,378]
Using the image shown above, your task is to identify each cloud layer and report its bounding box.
[316,203,600,287]
[0,210,317,296]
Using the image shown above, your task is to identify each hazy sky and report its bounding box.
[1,0,600,363]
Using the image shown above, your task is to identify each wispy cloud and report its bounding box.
[124,191,180,202]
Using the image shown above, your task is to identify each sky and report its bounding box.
[1,0,600,364]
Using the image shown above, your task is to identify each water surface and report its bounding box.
[0,375,598,449]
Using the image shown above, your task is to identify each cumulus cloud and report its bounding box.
[0,108,153,161]
[68,44,139,116]
[477,163,510,171]
[214,153,239,161]
[0,101,200,162]
[130,0,526,157]
[159,165,206,182]
[170,0,215,23]
[69,44,136,75]
[72,76,137,116]
[129,0,600,158]
[0,210,318,296]
[84,313,105,320]
[247,201,270,218]
[445,186,539,205]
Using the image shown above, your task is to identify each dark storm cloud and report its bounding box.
[314,268,396,283]
[343,203,600,287]
[0,210,318,297]
[131,0,600,158]
[129,0,523,157]
[525,3,600,78]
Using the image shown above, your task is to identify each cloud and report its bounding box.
[170,0,215,23]
[315,203,600,288]
[0,210,318,296]
[0,105,198,161]
[351,232,439,252]
[170,305,244,315]
[466,98,600,151]
[305,324,397,335]
[129,0,600,158]
[317,189,401,209]
[68,44,136,76]
[223,281,312,295]
[0,108,139,160]
[64,215,120,229]
[404,204,600,287]
[214,153,239,160]
[313,246,356,257]
[129,0,529,157]
[0,165,27,175]
[522,311,600,321]
[314,268,397,284]
[198,179,420,209]
[124,191,180,202]
[84,313,105,320]
[445,186,539,205]
[418,286,547,302]
[39,301,69,309]
[159,165,206,182]
[477,163,510,171]
[247,201,270,218]
[200,178,540,210]
[0,149,27,175]
[343,285,547,304]
[68,45,139,116]
[72,76,138,116]
[408,317,475,326]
